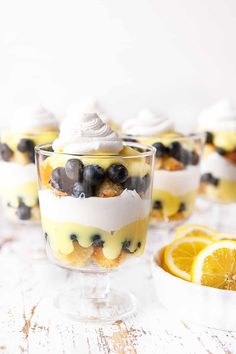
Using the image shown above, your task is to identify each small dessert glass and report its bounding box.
[124,133,204,232]
[35,142,155,322]
[199,129,236,229]
[0,129,58,223]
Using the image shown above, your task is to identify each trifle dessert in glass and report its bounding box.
[199,99,236,203]
[35,111,155,321]
[122,109,203,230]
[0,104,59,222]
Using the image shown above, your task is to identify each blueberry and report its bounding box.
[28,150,35,163]
[123,176,145,193]
[211,176,219,187]
[122,240,131,252]
[65,159,84,181]
[83,165,105,186]
[0,143,13,161]
[206,132,214,144]
[179,149,190,165]
[201,173,219,186]
[70,234,78,242]
[143,174,151,192]
[178,202,186,212]
[50,167,73,193]
[17,139,35,153]
[153,200,162,209]
[16,200,31,220]
[72,182,94,198]
[189,151,200,165]
[201,173,213,183]
[107,164,128,184]
[216,147,226,156]
[168,141,182,160]
[152,142,167,158]
[91,234,104,247]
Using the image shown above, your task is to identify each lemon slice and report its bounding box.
[192,240,236,290]
[164,236,212,281]
[214,232,236,241]
[174,224,217,240]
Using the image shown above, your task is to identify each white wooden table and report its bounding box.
[0,204,236,354]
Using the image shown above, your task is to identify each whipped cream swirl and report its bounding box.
[198,98,236,131]
[122,108,174,136]
[53,112,123,154]
[11,104,58,133]
[68,99,110,122]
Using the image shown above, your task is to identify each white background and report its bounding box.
[0,0,236,129]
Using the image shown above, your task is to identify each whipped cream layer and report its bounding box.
[202,153,236,181]
[53,112,123,154]
[198,99,236,132]
[0,162,36,187]
[153,166,200,195]
[11,104,58,133]
[122,108,174,136]
[39,189,150,232]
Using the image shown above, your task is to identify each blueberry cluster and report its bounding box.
[50,158,151,198]
[152,141,199,166]
[0,138,35,163]
[205,131,229,156]
[17,138,35,163]
[66,232,142,253]
[153,200,186,213]
[201,173,219,187]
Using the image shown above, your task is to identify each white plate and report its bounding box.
[152,250,236,331]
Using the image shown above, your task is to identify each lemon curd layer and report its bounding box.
[152,189,198,217]
[43,145,150,178]
[41,216,148,260]
[211,131,236,151]
[201,179,236,203]
[0,181,38,208]
[1,129,58,152]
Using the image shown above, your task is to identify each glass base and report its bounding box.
[53,288,137,323]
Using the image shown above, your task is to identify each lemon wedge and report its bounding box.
[174,224,216,240]
[192,240,236,290]
[164,236,212,281]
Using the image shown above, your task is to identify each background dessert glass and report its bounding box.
[35,142,155,322]
[198,99,236,229]
[0,105,58,224]
[124,133,204,232]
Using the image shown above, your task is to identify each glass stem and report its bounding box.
[69,270,111,300]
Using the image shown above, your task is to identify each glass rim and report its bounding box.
[35,142,156,159]
[122,132,206,142]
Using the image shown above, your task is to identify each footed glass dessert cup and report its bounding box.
[0,129,58,223]
[198,99,236,204]
[35,142,155,322]
[124,133,204,230]
[197,99,236,229]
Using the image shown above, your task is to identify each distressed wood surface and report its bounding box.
[0,207,236,354]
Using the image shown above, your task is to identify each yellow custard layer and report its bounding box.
[41,216,148,261]
[44,145,151,178]
[200,179,236,203]
[1,129,58,152]
[0,181,38,208]
[212,131,236,152]
[152,189,198,217]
